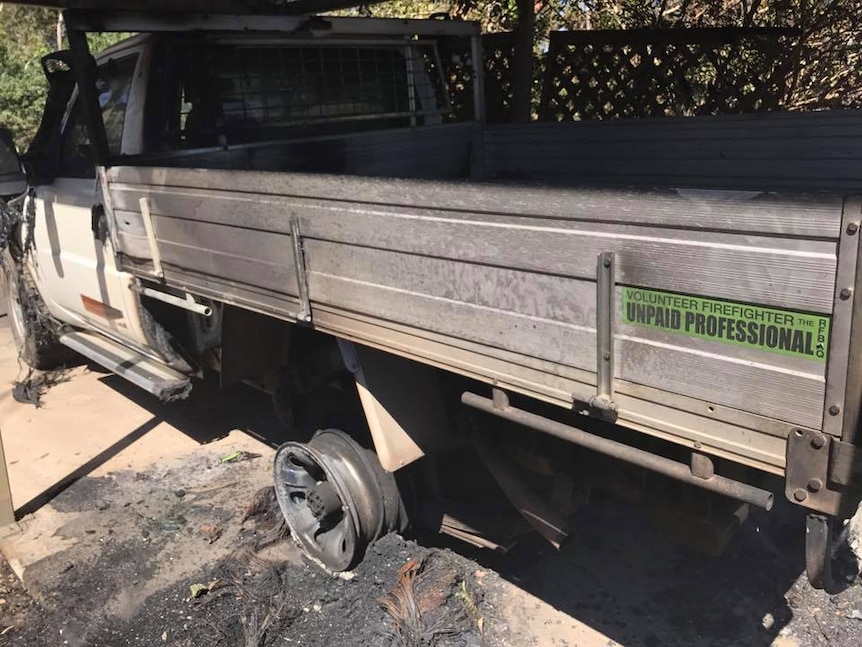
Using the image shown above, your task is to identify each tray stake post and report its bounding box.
[590,251,618,420]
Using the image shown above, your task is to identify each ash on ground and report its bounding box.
[3,460,862,647]
[133,534,485,647]
[2,484,484,647]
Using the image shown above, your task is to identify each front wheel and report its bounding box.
[2,252,74,370]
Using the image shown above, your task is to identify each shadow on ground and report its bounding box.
[479,501,804,646]
[12,362,288,518]
[94,364,288,447]
[423,495,862,647]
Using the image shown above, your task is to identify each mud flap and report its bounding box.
[806,513,838,593]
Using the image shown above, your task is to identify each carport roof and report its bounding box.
[4,1,378,14]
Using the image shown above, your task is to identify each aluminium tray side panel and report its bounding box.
[107,165,842,469]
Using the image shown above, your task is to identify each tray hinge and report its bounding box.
[786,428,862,516]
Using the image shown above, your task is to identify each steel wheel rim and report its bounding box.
[274,429,407,571]
[275,430,385,571]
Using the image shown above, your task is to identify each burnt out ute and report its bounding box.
[1,8,861,589]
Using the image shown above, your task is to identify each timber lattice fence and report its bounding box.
[539,27,796,121]
[437,26,860,123]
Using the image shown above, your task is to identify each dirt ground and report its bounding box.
[0,315,862,646]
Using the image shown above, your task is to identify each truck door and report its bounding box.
[27,49,148,346]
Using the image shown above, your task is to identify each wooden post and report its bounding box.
[56,11,65,50]
[0,427,15,528]
[511,0,536,123]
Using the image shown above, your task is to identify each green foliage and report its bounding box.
[333,0,521,32]
[0,4,130,150]
[88,31,135,56]
[0,4,57,148]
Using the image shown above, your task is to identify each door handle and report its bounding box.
[91,204,108,243]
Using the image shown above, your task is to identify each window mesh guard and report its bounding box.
[179,41,451,144]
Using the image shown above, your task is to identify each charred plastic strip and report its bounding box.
[462,391,775,511]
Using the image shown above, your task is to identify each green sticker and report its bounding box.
[622,287,830,362]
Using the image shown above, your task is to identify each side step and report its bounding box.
[60,331,191,400]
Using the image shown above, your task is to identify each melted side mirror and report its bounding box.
[0,128,26,199]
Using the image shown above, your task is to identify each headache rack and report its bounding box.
[62,10,483,164]
[168,36,457,147]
